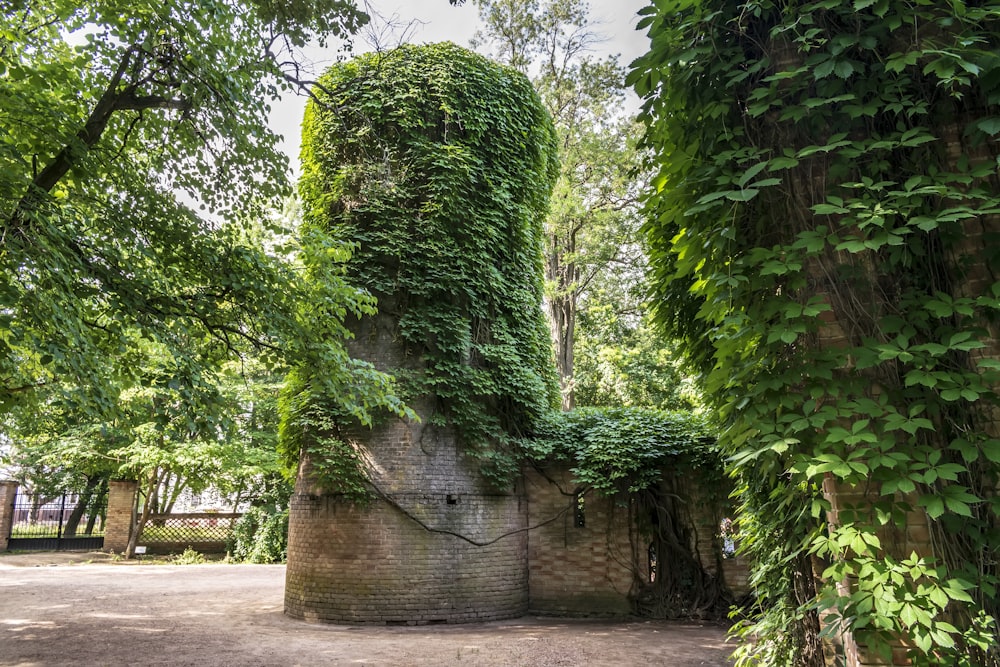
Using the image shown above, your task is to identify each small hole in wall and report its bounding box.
[574,491,586,528]
[446,494,459,505]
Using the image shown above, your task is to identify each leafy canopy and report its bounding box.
[524,407,718,494]
[471,0,648,409]
[0,0,371,418]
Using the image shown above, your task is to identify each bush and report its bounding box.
[173,547,207,565]
[227,505,288,564]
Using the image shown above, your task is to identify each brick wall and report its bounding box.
[524,466,637,616]
[524,465,750,616]
[683,480,752,598]
[103,479,136,554]
[285,418,529,623]
[0,481,17,552]
[285,306,529,624]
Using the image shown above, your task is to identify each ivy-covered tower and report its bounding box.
[284,43,560,624]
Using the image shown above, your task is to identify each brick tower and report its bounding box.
[283,43,558,624]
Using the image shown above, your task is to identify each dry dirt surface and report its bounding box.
[0,551,734,666]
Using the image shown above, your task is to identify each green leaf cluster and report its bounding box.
[1,0,371,418]
[227,505,289,564]
[524,407,719,494]
[292,42,561,486]
[632,1,1000,664]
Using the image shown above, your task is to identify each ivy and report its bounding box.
[524,407,720,494]
[524,407,731,619]
[289,42,560,488]
[633,1,1000,665]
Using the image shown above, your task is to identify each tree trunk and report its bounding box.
[84,478,108,535]
[161,475,187,515]
[546,230,579,411]
[125,468,164,559]
[62,476,101,538]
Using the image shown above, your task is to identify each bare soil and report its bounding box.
[0,551,734,666]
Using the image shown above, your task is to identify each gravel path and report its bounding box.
[0,552,734,666]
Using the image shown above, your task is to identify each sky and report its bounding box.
[269,0,651,167]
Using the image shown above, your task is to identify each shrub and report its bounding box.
[227,505,288,564]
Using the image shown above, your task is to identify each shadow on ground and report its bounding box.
[0,552,734,666]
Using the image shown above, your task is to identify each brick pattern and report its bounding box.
[0,481,17,552]
[285,302,529,624]
[524,466,750,616]
[524,466,636,616]
[103,479,137,554]
[285,417,529,623]
[285,488,528,624]
[682,480,752,598]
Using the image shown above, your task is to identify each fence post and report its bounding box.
[0,481,18,552]
[104,480,137,554]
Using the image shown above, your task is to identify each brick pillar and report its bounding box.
[104,479,137,554]
[0,481,17,552]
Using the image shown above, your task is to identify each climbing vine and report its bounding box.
[632,1,1000,665]
[291,42,560,487]
[525,407,732,619]
[525,407,720,494]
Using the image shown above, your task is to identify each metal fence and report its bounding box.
[8,489,106,551]
[138,513,241,554]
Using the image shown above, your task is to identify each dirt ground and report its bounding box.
[0,551,735,666]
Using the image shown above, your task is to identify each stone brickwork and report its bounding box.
[103,479,136,554]
[683,481,752,598]
[285,415,528,623]
[285,487,527,624]
[524,465,750,616]
[0,481,17,552]
[524,466,636,616]
[285,306,529,624]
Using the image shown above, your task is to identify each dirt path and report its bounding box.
[0,552,734,666]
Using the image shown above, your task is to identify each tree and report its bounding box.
[3,329,297,556]
[0,0,372,419]
[574,304,700,412]
[471,0,645,409]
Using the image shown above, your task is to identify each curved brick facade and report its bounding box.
[284,308,529,624]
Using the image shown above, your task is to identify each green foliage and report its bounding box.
[293,42,560,487]
[524,407,719,493]
[0,0,370,419]
[172,547,208,565]
[228,505,289,564]
[633,1,1000,664]
[2,332,294,518]
[472,0,647,409]
[575,308,702,412]
[525,406,731,620]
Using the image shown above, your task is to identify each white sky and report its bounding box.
[269,0,651,169]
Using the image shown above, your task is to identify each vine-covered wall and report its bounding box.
[284,42,560,624]
[295,41,560,484]
[631,2,1000,665]
[524,408,739,619]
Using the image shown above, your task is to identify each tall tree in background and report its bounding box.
[471,0,645,410]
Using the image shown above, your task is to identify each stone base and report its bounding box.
[284,491,528,624]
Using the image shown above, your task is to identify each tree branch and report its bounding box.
[24,46,138,199]
[114,92,191,112]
